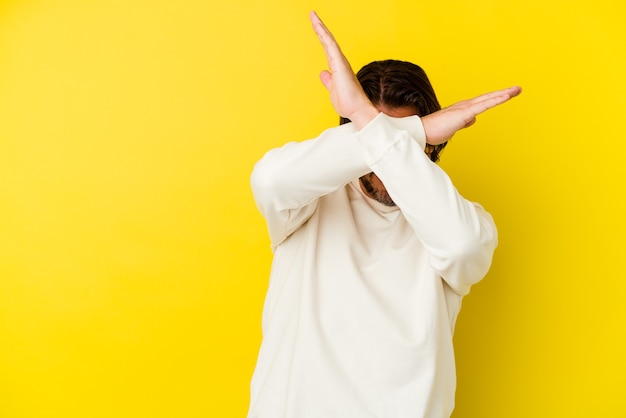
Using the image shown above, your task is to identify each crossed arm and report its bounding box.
[310,11,521,140]
[252,13,521,292]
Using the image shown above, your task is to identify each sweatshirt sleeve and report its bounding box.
[250,123,371,249]
[356,113,498,296]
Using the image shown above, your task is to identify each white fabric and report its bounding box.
[248,113,498,418]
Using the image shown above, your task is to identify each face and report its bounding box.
[358,105,418,207]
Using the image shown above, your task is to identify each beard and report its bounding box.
[359,173,396,207]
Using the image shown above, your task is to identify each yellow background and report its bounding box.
[1,0,624,417]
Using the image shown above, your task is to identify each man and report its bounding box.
[248,12,521,418]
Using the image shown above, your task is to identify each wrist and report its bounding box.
[348,105,380,131]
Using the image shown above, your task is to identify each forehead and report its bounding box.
[375,104,418,118]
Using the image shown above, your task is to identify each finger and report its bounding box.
[310,11,349,72]
[465,86,522,116]
[508,85,522,98]
[468,86,522,105]
[468,93,515,115]
[310,11,336,44]
[310,12,337,55]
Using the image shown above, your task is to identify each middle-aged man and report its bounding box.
[247,11,522,418]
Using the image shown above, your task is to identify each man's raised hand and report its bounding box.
[310,11,378,130]
[422,86,522,145]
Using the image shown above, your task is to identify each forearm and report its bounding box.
[251,123,371,246]
[357,114,498,294]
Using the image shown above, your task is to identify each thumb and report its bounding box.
[319,70,332,91]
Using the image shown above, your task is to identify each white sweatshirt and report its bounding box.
[248,113,497,418]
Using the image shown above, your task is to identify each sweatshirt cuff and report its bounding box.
[356,113,427,165]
